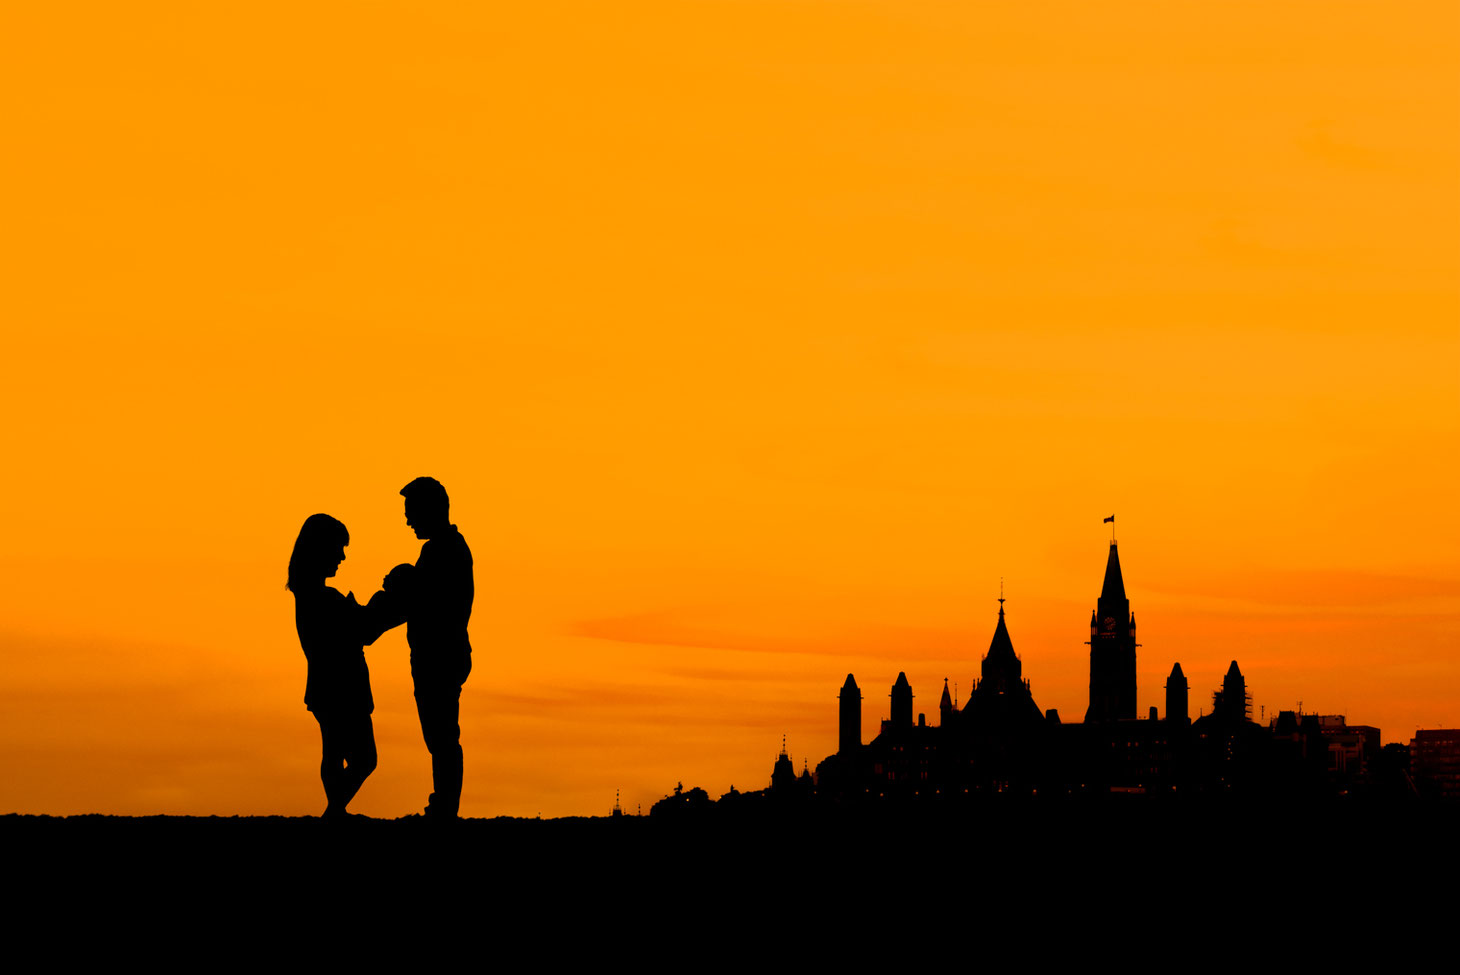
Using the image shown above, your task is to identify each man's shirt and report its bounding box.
[407,524,474,682]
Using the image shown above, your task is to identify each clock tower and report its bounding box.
[1085,540,1137,722]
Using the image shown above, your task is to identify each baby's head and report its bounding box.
[384,562,417,593]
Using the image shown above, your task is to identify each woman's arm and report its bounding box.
[356,589,407,646]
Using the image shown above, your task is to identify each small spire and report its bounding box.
[999,577,1005,614]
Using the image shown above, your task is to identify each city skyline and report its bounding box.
[653,530,1444,811]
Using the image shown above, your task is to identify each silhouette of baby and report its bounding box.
[383,562,416,596]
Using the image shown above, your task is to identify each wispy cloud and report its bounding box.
[1143,568,1460,610]
[574,608,974,660]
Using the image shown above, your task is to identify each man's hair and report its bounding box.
[401,476,450,513]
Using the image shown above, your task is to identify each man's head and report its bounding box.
[401,476,450,540]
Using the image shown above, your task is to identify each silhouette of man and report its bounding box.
[394,476,474,820]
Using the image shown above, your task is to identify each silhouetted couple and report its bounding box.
[286,477,474,821]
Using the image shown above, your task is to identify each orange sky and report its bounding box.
[1,2,1456,818]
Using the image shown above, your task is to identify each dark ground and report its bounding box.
[6,800,1454,962]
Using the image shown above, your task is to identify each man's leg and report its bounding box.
[415,683,463,818]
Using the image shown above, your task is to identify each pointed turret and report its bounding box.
[771,736,797,793]
[1208,660,1251,723]
[982,602,1021,684]
[1165,662,1189,726]
[891,672,914,727]
[966,596,1043,724]
[939,678,955,727]
[1219,660,1250,723]
[838,674,862,755]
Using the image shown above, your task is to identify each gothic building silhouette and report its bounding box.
[651,531,1425,817]
[799,535,1389,800]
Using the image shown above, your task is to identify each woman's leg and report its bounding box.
[315,711,346,814]
[332,713,378,811]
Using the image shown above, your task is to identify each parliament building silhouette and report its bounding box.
[652,535,1441,816]
[816,538,1284,800]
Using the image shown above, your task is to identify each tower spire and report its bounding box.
[1087,527,1136,722]
[1100,541,1127,603]
[983,593,1020,676]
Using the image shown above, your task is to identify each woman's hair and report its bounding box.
[286,513,349,592]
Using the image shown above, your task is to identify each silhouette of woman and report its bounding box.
[286,514,403,819]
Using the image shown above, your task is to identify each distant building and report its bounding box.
[649,782,711,818]
[1266,713,1380,793]
[1410,730,1460,800]
[768,738,805,799]
[1319,715,1379,790]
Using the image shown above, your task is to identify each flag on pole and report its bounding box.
[1103,515,1115,524]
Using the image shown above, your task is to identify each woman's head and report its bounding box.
[287,513,349,592]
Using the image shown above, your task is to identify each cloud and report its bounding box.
[1142,568,1460,611]
[573,607,976,660]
